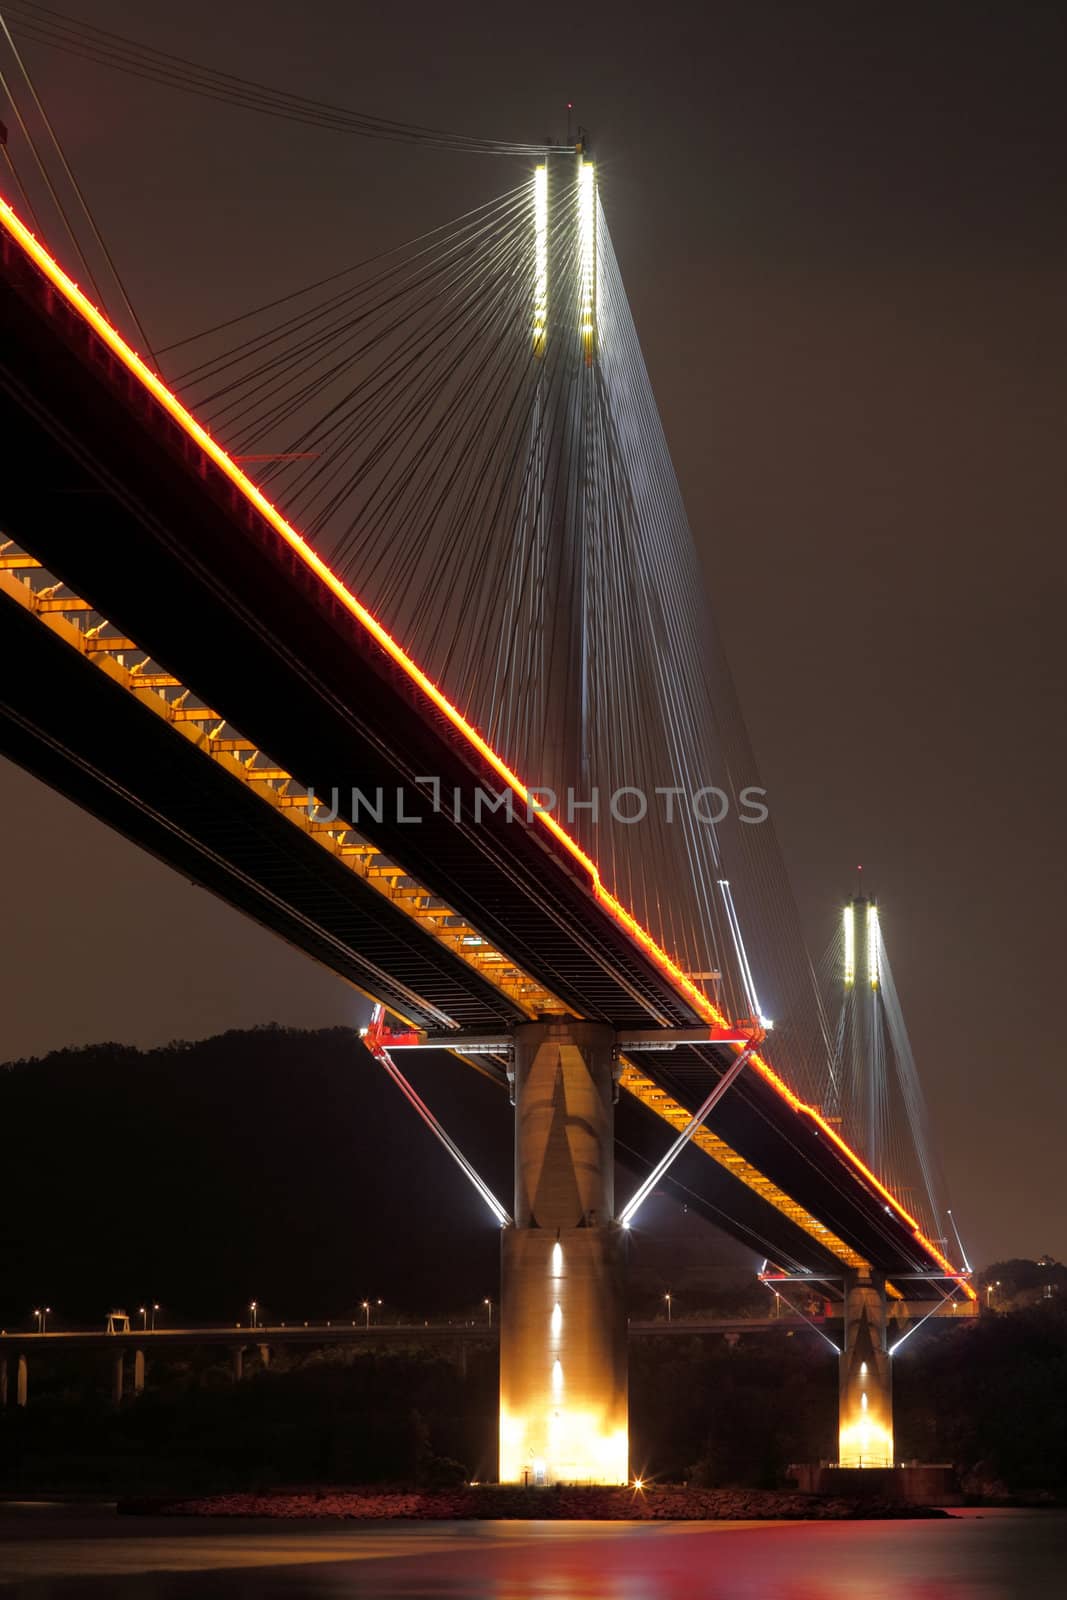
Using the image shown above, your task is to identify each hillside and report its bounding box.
[0,1025,747,1328]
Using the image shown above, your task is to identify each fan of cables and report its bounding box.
[166,165,838,1108]
[0,1,954,1236]
[0,3,830,1086]
[2,0,567,155]
[812,906,952,1245]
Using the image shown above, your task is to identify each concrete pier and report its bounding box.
[499,1019,627,1485]
[133,1348,146,1395]
[839,1269,893,1467]
[16,1353,27,1407]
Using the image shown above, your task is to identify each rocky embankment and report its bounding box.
[123,1485,949,1520]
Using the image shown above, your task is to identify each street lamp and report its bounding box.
[484,1298,493,1327]
[33,1306,51,1334]
[139,1306,147,1330]
[362,1300,370,1328]
[250,1300,258,1329]
[151,1303,160,1332]
[664,1292,672,1323]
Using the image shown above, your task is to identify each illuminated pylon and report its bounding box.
[531,145,598,829]
[532,163,548,356]
[531,148,596,361]
[842,897,879,991]
[843,895,883,1171]
[499,152,624,1484]
[842,903,855,986]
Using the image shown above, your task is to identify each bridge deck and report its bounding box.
[0,198,969,1295]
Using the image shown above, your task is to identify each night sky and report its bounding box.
[2,1,1064,1266]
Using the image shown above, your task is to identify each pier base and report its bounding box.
[791,1463,961,1505]
[499,1019,627,1485]
[839,1269,893,1468]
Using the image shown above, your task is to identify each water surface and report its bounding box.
[0,1502,1062,1597]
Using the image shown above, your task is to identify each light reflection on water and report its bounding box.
[0,1508,1063,1598]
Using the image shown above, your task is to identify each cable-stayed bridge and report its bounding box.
[0,126,973,1485]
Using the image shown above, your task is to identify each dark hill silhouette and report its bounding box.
[0,1026,747,1329]
[0,1026,512,1326]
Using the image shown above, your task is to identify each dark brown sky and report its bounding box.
[2,0,1064,1265]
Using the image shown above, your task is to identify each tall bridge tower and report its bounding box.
[839,895,893,1466]
[498,147,629,1487]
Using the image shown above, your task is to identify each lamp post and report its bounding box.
[250,1300,258,1329]
[485,1298,493,1327]
[139,1306,147,1330]
[33,1307,51,1334]
[362,1300,370,1328]
[151,1303,160,1332]
[664,1292,672,1324]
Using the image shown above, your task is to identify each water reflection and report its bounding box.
[0,1508,1061,1598]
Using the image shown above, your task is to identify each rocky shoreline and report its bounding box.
[122,1485,951,1521]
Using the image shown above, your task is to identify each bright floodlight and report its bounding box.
[843,903,855,986]
[579,161,596,357]
[867,902,880,989]
[533,165,547,355]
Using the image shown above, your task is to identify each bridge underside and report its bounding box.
[0,565,944,1286]
[0,583,526,1040]
[0,569,847,1276]
[0,262,701,1034]
[0,207,960,1294]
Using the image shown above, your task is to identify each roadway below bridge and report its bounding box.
[1,1316,828,1407]
[0,1316,808,1354]
[0,1301,972,1356]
